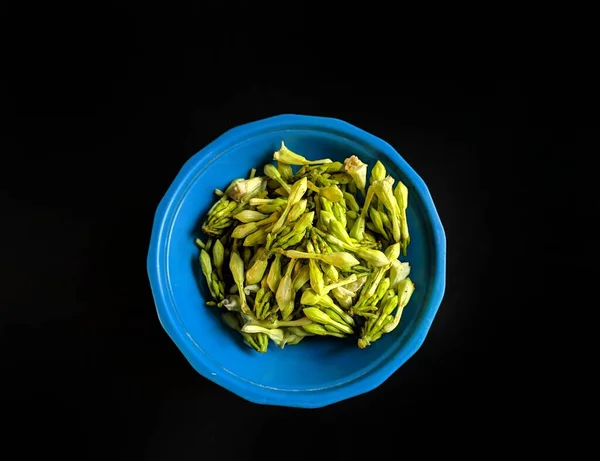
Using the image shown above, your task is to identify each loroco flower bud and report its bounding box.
[200,250,213,282]
[354,248,389,268]
[274,141,332,166]
[318,252,360,269]
[221,295,242,312]
[233,210,269,223]
[370,160,386,184]
[241,324,285,344]
[382,277,415,333]
[246,248,269,285]
[287,199,308,222]
[302,323,328,336]
[292,264,311,291]
[276,259,297,319]
[228,177,265,202]
[267,254,282,292]
[344,155,368,196]
[320,185,344,202]
[271,177,308,234]
[343,192,360,212]
[384,242,401,262]
[369,208,389,239]
[229,252,248,311]
[389,260,411,287]
[300,289,321,306]
[231,222,258,239]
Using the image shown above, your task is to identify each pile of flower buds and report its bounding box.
[195,142,415,352]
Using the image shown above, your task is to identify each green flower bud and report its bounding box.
[274,141,332,165]
[248,317,312,328]
[343,192,360,212]
[302,323,328,336]
[206,195,231,217]
[324,324,346,336]
[370,160,386,184]
[221,295,242,312]
[242,247,252,267]
[250,197,287,206]
[292,263,311,291]
[267,254,282,292]
[256,333,269,352]
[276,258,297,319]
[372,178,401,243]
[384,242,401,262]
[320,261,339,282]
[369,208,389,240]
[343,155,368,196]
[228,177,265,202]
[317,210,336,231]
[394,180,410,254]
[354,248,389,267]
[324,308,350,327]
[271,177,308,234]
[316,252,360,269]
[349,215,365,241]
[256,203,282,214]
[246,248,269,285]
[273,186,289,197]
[372,293,398,333]
[229,251,248,313]
[212,239,225,275]
[231,222,259,239]
[241,324,285,344]
[291,211,314,234]
[282,250,360,269]
[287,199,308,223]
[242,334,263,352]
[233,210,269,223]
[389,260,411,287]
[320,185,344,202]
[278,229,306,249]
[199,249,213,282]
[281,332,303,347]
[343,274,368,295]
[331,173,351,184]
[243,228,270,247]
[277,161,294,182]
[328,220,354,246]
[383,277,415,333]
[332,202,347,228]
[288,326,313,337]
[321,161,344,173]
[306,241,325,295]
[199,249,216,297]
[379,209,393,233]
[370,277,391,306]
[331,287,353,309]
[264,163,282,181]
[394,180,409,213]
[302,307,353,335]
[299,289,321,306]
[264,164,292,193]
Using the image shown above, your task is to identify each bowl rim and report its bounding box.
[147,114,446,408]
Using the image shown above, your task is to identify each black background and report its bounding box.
[1,3,583,459]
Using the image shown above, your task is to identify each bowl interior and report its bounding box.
[160,128,436,392]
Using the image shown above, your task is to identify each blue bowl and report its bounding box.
[147,114,446,408]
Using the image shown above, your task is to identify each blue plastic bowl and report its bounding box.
[147,114,446,408]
